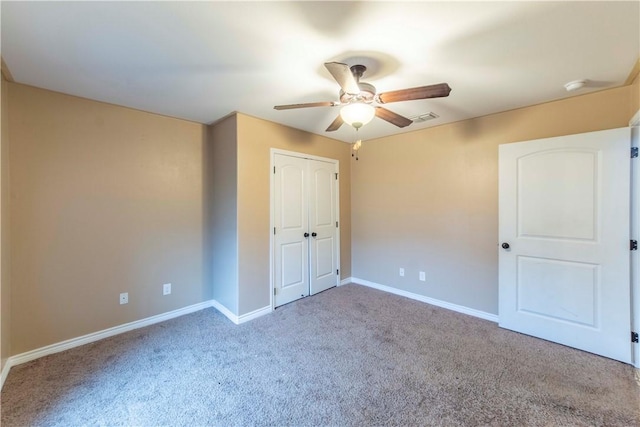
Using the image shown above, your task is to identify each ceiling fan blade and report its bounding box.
[274,101,337,110]
[324,62,360,95]
[375,107,413,128]
[377,83,451,104]
[325,115,344,132]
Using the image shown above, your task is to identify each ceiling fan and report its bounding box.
[274,62,451,132]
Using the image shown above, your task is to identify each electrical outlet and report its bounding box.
[419,271,426,282]
[119,292,128,305]
[399,268,405,277]
[163,283,171,295]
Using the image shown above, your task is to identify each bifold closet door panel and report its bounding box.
[273,154,310,307]
[308,159,338,295]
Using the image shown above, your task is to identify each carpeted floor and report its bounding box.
[1,284,639,426]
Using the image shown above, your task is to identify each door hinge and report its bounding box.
[274,288,276,296]
[632,147,638,158]
[336,221,339,228]
[336,269,339,275]
[274,166,276,174]
[631,240,638,251]
[632,331,639,343]
[335,173,338,180]
[274,227,276,235]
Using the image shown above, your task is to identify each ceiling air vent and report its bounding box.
[410,112,439,123]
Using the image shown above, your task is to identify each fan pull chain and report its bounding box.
[353,139,362,161]
[352,129,362,161]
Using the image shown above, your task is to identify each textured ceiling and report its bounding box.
[2,1,639,142]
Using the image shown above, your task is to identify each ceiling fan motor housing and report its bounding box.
[350,64,367,80]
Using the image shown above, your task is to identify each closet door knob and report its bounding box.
[501,242,510,249]
[304,232,309,238]
[312,232,317,237]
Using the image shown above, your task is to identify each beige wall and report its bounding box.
[352,84,636,315]
[8,83,209,354]
[1,77,10,371]
[631,71,639,118]
[208,115,239,313]
[236,113,351,315]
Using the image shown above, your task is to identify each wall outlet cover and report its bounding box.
[163,283,172,295]
[120,292,128,304]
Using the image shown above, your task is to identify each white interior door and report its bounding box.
[309,159,338,295]
[499,127,631,363]
[273,152,339,307]
[631,114,640,368]
[274,154,309,307]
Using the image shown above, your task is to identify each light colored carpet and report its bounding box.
[1,284,639,426]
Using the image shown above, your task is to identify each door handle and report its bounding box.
[312,232,317,237]
[304,232,309,238]
[501,242,510,249]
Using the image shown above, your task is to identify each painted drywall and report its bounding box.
[352,84,636,315]
[236,113,351,315]
[631,72,639,117]
[1,77,10,371]
[8,83,209,354]
[208,115,239,314]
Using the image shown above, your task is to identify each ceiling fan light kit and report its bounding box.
[274,61,451,133]
[340,103,375,129]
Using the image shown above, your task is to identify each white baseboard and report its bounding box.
[339,277,352,286]
[210,300,271,325]
[0,299,215,391]
[350,277,499,323]
[1,359,10,391]
[210,300,238,323]
[238,305,272,324]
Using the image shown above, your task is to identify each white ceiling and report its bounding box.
[1,1,639,143]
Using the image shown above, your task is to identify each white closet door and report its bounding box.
[309,159,338,295]
[499,127,631,363]
[274,154,310,307]
[273,152,339,308]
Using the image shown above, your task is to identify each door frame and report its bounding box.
[269,148,340,310]
[630,109,640,367]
